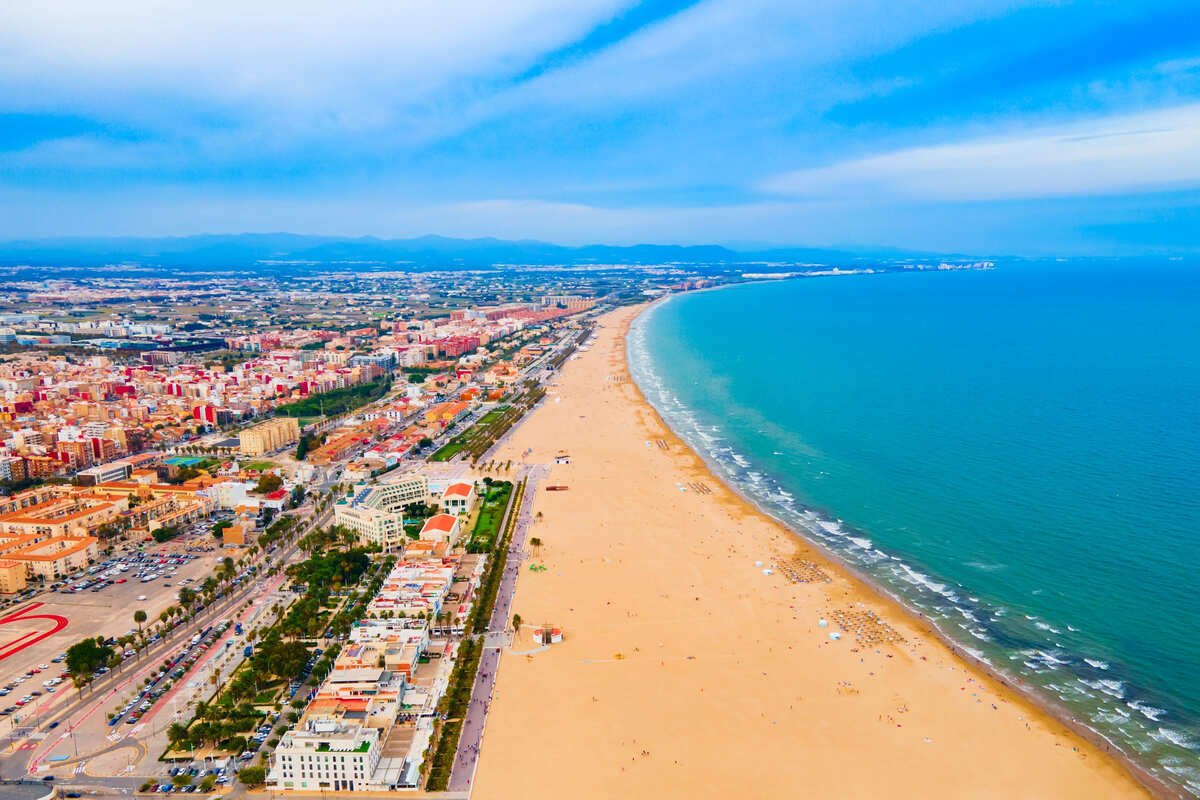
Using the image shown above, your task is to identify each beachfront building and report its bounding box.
[269,721,382,792]
[238,417,301,456]
[367,558,457,623]
[346,620,430,681]
[334,474,430,553]
[440,482,476,514]
[418,514,460,546]
[267,642,424,791]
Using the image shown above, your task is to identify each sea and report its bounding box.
[628,259,1200,795]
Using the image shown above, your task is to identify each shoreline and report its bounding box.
[473,303,1156,799]
[626,295,1181,799]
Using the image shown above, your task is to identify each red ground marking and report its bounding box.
[0,603,69,662]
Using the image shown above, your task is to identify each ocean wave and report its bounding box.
[1152,728,1198,750]
[1084,658,1110,670]
[1129,700,1168,722]
[1079,678,1126,699]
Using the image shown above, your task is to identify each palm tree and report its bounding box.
[511,613,523,634]
[529,537,543,559]
[133,609,147,640]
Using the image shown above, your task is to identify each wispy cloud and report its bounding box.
[761,104,1200,201]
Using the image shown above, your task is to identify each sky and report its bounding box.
[2,0,1200,254]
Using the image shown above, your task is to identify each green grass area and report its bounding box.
[429,405,518,462]
[241,460,276,471]
[252,682,284,705]
[274,377,392,420]
[466,481,514,554]
[469,479,525,634]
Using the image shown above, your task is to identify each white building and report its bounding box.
[334,474,430,553]
[269,721,381,792]
[441,482,476,515]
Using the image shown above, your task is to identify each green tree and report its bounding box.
[238,765,267,787]
[133,609,147,635]
[255,473,283,494]
[65,637,113,681]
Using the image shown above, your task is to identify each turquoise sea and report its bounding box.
[628,261,1200,795]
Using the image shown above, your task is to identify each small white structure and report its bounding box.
[531,625,564,645]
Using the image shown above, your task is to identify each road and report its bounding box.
[447,463,546,793]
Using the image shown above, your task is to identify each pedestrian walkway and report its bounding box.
[447,464,546,793]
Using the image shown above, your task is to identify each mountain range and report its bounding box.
[0,233,932,270]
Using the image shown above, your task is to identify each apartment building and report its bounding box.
[238,417,301,456]
[4,535,99,579]
[269,721,382,792]
[0,559,27,593]
[0,495,123,538]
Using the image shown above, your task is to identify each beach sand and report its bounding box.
[472,305,1151,799]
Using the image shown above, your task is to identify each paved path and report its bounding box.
[447,464,546,793]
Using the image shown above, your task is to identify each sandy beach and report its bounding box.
[472,304,1152,799]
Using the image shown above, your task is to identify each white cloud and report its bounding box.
[0,1,631,129]
[761,104,1200,201]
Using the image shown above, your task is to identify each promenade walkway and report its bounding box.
[447,464,546,793]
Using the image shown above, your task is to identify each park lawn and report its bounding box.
[429,405,512,462]
[466,482,513,553]
[252,681,284,705]
[241,460,276,471]
[429,440,465,462]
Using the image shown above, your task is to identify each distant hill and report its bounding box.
[0,233,932,270]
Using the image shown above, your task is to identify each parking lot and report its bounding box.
[0,519,231,694]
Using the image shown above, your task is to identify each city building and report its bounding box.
[0,558,27,593]
[418,514,460,546]
[4,535,99,580]
[440,482,476,514]
[334,474,430,552]
[238,417,301,456]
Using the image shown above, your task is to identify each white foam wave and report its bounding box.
[1128,700,1168,721]
[1079,678,1126,699]
[1152,728,1198,750]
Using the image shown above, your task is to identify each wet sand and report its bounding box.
[472,305,1151,799]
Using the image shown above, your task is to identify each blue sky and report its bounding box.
[1,0,1199,254]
